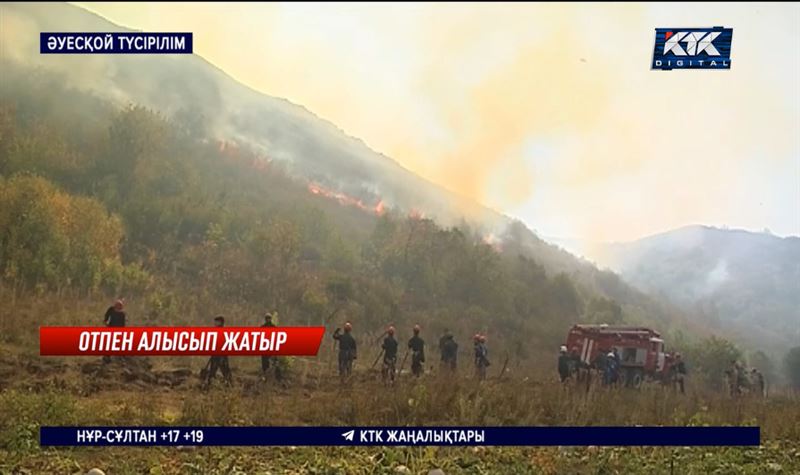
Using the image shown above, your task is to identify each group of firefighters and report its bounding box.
[333,322,491,384]
[725,359,767,397]
[200,312,286,389]
[101,300,493,388]
[102,299,279,389]
[101,299,767,396]
[557,345,686,392]
[557,345,768,397]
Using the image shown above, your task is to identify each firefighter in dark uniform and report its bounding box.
[558,345,571,383]
[440,332,458,373]
[333,321,357,380]
[381,326,398,383]
[104,299,126,327]
[102,299,126,363]
[202,316,232,389]
[671,353,687,394]
[473,334,490,381]
[569,346,584,381]
[260,311,276,381]
[408,324,425,377]
[439,329,451,366]
[751,368,765,397]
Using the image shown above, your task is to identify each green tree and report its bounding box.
[584,296,623,324]
[0,175,126,292]
[682,336,742,389]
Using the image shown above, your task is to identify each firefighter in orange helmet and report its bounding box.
[333,321,357,380]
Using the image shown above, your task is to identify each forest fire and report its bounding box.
[217,140,270,171]
[307,182,386,216]
[482,233,503,251]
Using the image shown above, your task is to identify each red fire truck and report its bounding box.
[564,324,669,387]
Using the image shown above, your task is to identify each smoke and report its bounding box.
[705,259,730,295]
[5,2,799,241]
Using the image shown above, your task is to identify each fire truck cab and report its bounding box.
[564,324,668,388]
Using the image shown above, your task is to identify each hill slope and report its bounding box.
[0,2,721,351]
[2,1,508,231]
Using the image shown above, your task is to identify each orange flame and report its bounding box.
[307,182,386,216]
[374,200,386,216]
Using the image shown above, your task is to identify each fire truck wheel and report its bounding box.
[629,369,644,389]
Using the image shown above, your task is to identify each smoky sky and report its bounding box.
[27,3,800,240]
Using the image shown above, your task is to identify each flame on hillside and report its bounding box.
[307,182,386,216]
[482,233,503,252]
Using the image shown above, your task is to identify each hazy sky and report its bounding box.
[78,2,800,242]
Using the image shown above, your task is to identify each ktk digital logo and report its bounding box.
[652,27,733,70]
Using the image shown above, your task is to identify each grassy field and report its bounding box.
[1,346,798,474]
[1,292,798,474]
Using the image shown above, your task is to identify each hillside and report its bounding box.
[2,2,509,232]
[0,2,722,355]
[568,226,800,352]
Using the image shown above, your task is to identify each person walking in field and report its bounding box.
[102,299,126,363]
[440,332,458,373]
[333,322,357,380]
[202,316,232,389]
[725,360,747,396]
[751,368,765,398]
[381,325,398,383]
[558,345,571,383]
[473,334,490,381]
[408,324,426,377]
[260,311,277,381]
[439,329,451,366]
[569,346,584,382]
[671,353,687,394]
[604,351,619,386]
[104,299,126,327]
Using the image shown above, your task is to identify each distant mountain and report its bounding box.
[569,226,800,351]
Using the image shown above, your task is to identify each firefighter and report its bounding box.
[408,324,425,377]
[736,362,750,393]
[333,322,357,380]
[104,299,126,327]
[725,360,746,396]
[102,299,127,363]
[671,353,687,394]
[440,332,458,373]
[473,334,490,381]
[202,316,232,389]
[381,325,398,383]
[558,345,571,383]
[569,346,585,382]
[611,348,621,367]
[724,360,737,396]
[593,349,608,373]
[260,311,277,381]
[439,329,451,365]
[751,368,766,398]
[604,351,619,386]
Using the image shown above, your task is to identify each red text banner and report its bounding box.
[40,327,325,356]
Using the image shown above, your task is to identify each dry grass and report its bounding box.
[1,288,799,473]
